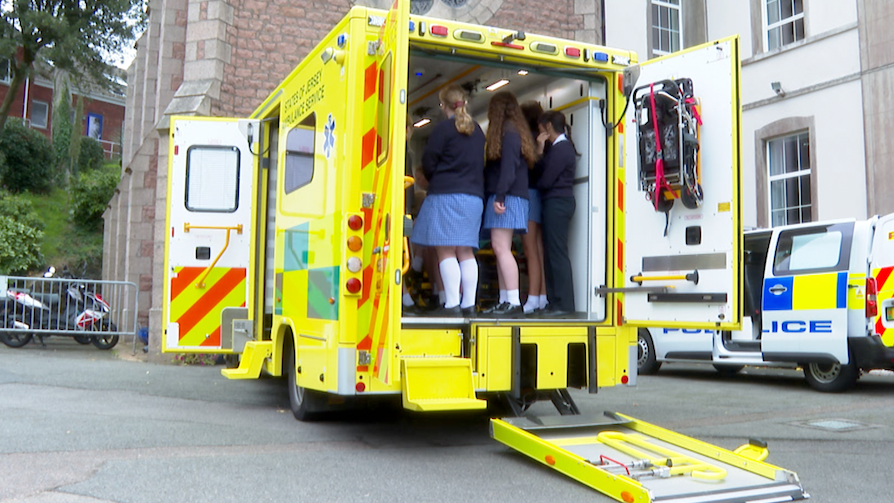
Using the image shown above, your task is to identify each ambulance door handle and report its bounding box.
[768,284,787,295]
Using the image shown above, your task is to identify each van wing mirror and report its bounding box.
[622,65,641,101]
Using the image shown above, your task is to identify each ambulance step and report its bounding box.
[221,341,272,380]
[400,357,487,412]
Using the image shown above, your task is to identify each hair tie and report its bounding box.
[454,101,464,109]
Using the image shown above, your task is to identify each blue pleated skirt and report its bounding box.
[410,193,484,249]
[527,188,542,224]
[483,194,529,231]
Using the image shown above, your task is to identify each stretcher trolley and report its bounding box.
[491,412,809,503]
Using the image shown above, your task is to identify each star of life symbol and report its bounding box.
[324,114,336,159]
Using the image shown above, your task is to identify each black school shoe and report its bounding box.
[430,305,463,318]
[481,302,524,318]
[540,306,572,318]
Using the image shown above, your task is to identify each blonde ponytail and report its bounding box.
[439,84,474,135]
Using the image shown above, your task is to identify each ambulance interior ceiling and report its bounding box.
[406,51,598,142]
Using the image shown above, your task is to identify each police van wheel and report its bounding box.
[284,335,324,421]
[803,361,858,393]
[637,329,661,375]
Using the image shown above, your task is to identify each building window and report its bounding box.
[30,100,49,129]
[652,0,682,56]
[0,59,10,84]
[765,0,804,51]
[86,113,103,139]
[768,132,810,226]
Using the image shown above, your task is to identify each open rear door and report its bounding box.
[871,213,894,346]
[163,117,260,353]
[369,0,409,385]
[621,37,742,330]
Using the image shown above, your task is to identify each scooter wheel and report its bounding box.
[74,335,92,345]
[91,321,119,350]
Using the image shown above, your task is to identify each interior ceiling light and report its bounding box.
[486,79,510,91]
[413,118,431,128]
[517,69,529,76]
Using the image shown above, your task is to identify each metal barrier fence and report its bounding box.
[0,275,138,350]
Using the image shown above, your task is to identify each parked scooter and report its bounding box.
[0,266,119,350]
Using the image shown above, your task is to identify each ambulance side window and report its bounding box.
[185,146,240,212]
[284,114,315,194]
[773,222,854,275]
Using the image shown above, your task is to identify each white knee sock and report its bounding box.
[402,292,414,307]
[439,258,461,308]
[411,255,424,272]
[507,289,520,306]
[539,295,548,309]
[499,289,508,304]
[438,290,446,305]
[523,295,539,313]
[459,259,478,309]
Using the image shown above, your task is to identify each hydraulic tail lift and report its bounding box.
[490,412,809,503]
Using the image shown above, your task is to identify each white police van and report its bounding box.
[638,214,894,391]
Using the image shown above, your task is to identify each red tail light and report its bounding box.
[866,277,878,319]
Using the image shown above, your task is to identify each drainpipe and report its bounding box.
[22,76,29,123]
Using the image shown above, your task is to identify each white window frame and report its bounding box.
[651,0,682,56]
[767,131,811,227]
[30,100,49,129]
[763,0,805,51]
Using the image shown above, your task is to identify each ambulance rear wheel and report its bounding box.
[637,329,661,375]
[284,335,325,421]
[803,361,858,393]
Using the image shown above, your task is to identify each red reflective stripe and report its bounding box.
[170,267,205,301]
[362,129,377,168]
[364,63,378,101]
[175,268,245,338]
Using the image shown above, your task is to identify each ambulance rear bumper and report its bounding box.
[850,336,894,370]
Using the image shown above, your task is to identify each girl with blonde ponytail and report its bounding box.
[410,84,486,317]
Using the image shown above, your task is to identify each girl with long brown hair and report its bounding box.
[481,91,537,318]
[410,84,486,317]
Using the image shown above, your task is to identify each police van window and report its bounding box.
[185,146,240,212]
[773,222,853,275]
[376,52,392,166]
[284,114,315,194]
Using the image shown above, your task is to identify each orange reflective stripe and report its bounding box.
[175,268,245,338]
[170,267,205,301]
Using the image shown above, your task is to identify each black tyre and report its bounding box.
[284,335,325,421]
[713,364,744,375]
[637,328,661,375]
[803,361,858,392]
[0,315,32,348]
[74,335,92,345]
[91,321,119,350]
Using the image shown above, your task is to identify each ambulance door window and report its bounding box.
[376,53,392,166]
[185,146,240,212]
[773,223,852,276]
[284,114,316,193]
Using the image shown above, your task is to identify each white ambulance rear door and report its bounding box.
[164,117,260,353]
[620,36,742,330]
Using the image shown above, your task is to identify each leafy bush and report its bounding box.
[70,162,120,229]
[0,120,54,194]
[0,190,44,231]
[0,191,45,274]
[77,136,105,174]
[52,87,73,177]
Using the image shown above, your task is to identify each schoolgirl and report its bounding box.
[536,110,577,316]
[410,84,486,317]
[519,100,548,314]
[482,91,537,318]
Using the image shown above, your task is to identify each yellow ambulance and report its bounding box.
[159,2,817,501]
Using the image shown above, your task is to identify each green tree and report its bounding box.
[70,161,119,229]
[76,136,104,174]
[52,80,72,183]
[0,0,146,130]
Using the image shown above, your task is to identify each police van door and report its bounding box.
[760,221,854,365]
[621,36,742,330]
[164,117,260,353]
[871,213,894,346]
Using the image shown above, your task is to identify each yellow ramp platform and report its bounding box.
[400,357,487,411]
